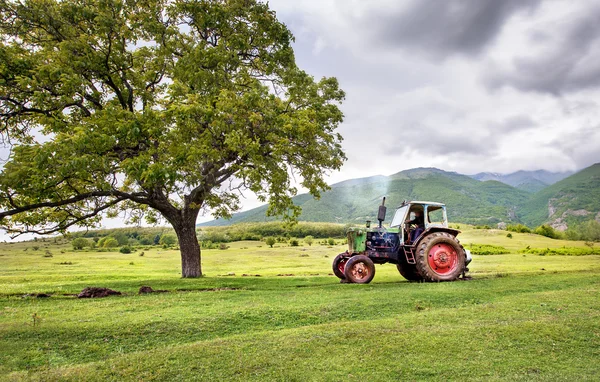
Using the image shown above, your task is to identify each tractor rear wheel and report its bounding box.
[415,232,465,282]
[396,263,423,282]
[332,253,349,280]
[344,255,376,284]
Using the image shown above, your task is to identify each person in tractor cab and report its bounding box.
[406,210,425,243]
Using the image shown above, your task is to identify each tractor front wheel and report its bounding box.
[415,232,465,282]
[332,253,349,280]
[344,255,376,284]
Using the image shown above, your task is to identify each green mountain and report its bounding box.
[470,169,573,193]
[517,164,600,228]
[202,168,530,227]
[201,164,600,229]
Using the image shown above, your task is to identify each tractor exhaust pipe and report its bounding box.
[377,197,386,228]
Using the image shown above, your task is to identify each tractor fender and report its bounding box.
[422,226,460,237]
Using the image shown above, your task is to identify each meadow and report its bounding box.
[1,227,599,381]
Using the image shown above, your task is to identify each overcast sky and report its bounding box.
[268,0,600,183]
[3,0,600,234]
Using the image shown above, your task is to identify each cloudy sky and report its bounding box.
[267,0,600,184]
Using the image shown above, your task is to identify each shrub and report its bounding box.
[506,224,531,233]
[506,233,512,239]
[465,244,510,255]
[101,237,119,248]
[519,247,600,256]
[218,243,230,250]
[71,237,89,250]
[327,238,335,246]
[534,225,562,239]
[159,234,177,246]
[289,239,299,246]
[304,235,314,246]
[265,237,276,248]
[119,246,133,254]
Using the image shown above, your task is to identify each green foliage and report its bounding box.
[71,237,89,250]
[533,225,562,239]
[99,237,119,248]
[265,237,276,248]
[159,234,177,246]
[197,222,346,243]
[218,243,230,250]
[327,238,335,246]
[119,246,133,254]
[289,239,299,246]
[506,224,532,233]
[519,247,600,256]
[304,235,314,246]
[465,244,510,255]
[506,233,512,239]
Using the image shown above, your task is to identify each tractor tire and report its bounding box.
[332,253,349,280]
[414,232,465,282]
[344,255,376,284]
[396,263,424,282]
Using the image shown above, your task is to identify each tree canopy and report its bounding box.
[0,0,346,277]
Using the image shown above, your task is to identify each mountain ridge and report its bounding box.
[200,165,600,230]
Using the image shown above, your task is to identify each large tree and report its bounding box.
[0,0,345,277]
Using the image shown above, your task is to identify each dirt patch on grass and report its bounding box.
[78,287,122,298]
[22,293,51,298]
[138,286,168,294]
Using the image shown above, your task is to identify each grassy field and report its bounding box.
[1,227,599,381]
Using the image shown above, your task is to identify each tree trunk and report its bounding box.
[173,216,202,278]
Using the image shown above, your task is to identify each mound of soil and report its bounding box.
[22,293,50,298]
[78,287,121,298]
[138,286,167,294]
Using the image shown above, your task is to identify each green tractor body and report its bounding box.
[333,198,472,283]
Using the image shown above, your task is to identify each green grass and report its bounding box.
[1,230,599,381]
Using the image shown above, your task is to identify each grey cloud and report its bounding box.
[486,7,600,94]
[367,0,541,58]
[385,122,496,157]
[492,115,536,133]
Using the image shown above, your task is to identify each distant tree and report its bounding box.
[580,220,600,242]
[534,225,561,239]
[159,234,177,246]
[265,237,276,248]
[71,237,89,250]
[0,0,345,277]
[119,246,133,254]
[102,237,119,248]
[304,235,314,246]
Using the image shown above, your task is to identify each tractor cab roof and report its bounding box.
[400,200,445,208]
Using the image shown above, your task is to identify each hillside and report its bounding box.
[203,168,530,226]
[470,169,573,193]
[517,164,600,228]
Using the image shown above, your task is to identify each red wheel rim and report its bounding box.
[428,243,459,275]
[348,260,371,281]
[337,258,348,275]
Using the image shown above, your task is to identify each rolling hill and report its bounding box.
[517,163,600,228]
[203,168,530,227]
[201,164,600,230]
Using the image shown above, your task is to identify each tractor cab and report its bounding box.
[390,201,449,245]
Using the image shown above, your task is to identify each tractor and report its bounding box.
[333,198,472,283]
